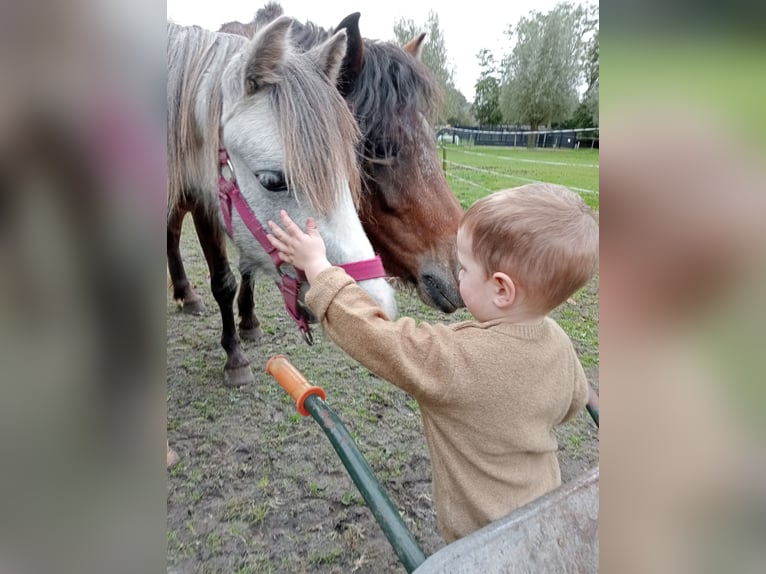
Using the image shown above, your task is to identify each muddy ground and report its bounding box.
[167,222,599,573]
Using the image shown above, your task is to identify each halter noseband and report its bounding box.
[217,149,386,344]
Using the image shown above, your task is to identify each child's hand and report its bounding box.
[267,210,332,283]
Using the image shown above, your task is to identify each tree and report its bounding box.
[582,27,599,127]
[393,11,468,124]
[500,2,590,145]
[445,89,473,126]
[472,49,503,126]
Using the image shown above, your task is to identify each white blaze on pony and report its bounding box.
[167,17,395,385]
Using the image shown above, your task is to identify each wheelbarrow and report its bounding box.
[266,355,599,573]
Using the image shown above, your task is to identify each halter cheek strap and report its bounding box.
[217,149,386,344]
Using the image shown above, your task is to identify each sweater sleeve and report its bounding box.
[306,267,455,402]
[559,351,590,423]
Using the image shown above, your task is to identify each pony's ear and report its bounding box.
[243,15,292,94]
[403,33,427,59]
[308,29,348,85]
[333,12,365,97]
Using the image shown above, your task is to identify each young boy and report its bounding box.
[267,183,598,543]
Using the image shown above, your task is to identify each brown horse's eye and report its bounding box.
[256,170,287,192]
[370,141,399,160]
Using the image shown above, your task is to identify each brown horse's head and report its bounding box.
[334,14,464,313]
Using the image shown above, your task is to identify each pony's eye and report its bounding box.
[256,170,288,192]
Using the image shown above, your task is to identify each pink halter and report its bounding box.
[217,149,386,343]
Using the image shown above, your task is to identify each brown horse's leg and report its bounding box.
[167,205,206,314]
[237,269,263,342]
[191,205,253,386]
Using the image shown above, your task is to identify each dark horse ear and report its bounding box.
[333,12,364,97]
[403,33,427,59]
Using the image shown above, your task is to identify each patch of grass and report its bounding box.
[308,548,344,566]
[308,481,326,496]
[569,435,583,449]
[443,146,599,210]
[340,490,361,506]
[257,475,269,490]
[206,532,223,553]
[236,556,275,574]
[191,399,220,421]
[368,390,384,403]
[185,520,198,537]
[167,529,192,559]
[169,461,185,478]
[220,499,271,526]
[552,277,599,368]
[355,407,378,423]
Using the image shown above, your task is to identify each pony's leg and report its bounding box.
[167,205,206,314]
[237,267,263,342]
[191,205,253,386]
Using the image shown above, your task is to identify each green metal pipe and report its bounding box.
[586,403,599,428]
[303,394,427,573]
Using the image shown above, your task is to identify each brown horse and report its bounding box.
[169,4,464,343]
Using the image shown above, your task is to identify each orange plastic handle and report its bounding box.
[266,355,326,416]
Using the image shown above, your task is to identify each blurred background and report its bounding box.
[600,1,766,572]
[0,0,166,572]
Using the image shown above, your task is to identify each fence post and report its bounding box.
[442,146,446,173]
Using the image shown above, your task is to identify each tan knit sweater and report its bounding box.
[307,267,589,543]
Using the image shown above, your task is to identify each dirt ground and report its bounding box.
[167,222,599,573]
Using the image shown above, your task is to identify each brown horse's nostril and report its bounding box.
[421,270,463,313]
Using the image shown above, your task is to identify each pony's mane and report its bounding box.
[218,21,256,37]
[267,43,361,212]
[167,21,360,217]
[167,23,245,215]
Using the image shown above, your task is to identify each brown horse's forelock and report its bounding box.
[273,58,361,214]
[349,41,442,161]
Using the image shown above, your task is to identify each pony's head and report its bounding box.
[334,14,465,313]
[220,16,396,318]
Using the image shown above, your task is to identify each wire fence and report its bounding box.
[436,126,599,149]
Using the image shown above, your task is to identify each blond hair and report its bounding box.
[460,184,598,314]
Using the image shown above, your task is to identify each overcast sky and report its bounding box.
[167,0,593,102]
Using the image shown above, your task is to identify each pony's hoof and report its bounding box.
[224,365,254,387]
[239,326,263,342]
[182,299,206,315]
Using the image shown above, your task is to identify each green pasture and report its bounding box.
[439,145,600,211]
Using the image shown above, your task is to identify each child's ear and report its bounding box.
[492,272,516,308]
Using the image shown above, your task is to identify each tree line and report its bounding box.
[393,2,598,131]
